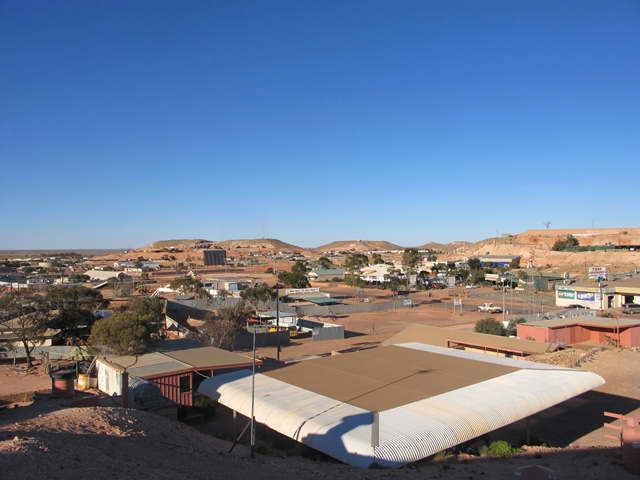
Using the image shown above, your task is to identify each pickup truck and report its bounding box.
[477,303,502,314]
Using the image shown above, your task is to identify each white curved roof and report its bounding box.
[198,344,604,468]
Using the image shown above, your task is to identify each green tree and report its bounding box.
[68,273,90,283]
[169,276,208,299]
[291,260,310,275]
[240,284,276,312]
[506,317,527,335]
[187,303,252,351]
[383,267,404,297]
[277,271,311,288]
[0,289,51,367]
[317,256,334,270]
[125,297,165,325]
[45,287,109,345]
[89,313,150,355]
[467,258,482,270]
[474,318,507,336]
[552,234,579,251]
[371,253,384,265]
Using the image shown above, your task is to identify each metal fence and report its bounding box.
[287,299,410,317]
[0,345,87,360]
[169,298,411,317]
[468,291,556,305]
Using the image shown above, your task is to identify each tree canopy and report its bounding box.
[89,313,150,355]
[383,267,404,296]
[371,253,384,265]
[0,289,51,367]
[169,276,208,299]
[552,234,580,251]
[474,318,507,336]
[240,284,276,310]
[277,271,311,289]
[291,260,310,275]
[186,302,253,351]
[467,258,482,270]
[316,256,334,270]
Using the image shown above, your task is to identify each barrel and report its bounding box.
[77,374,90,391]
[49,369,76,398]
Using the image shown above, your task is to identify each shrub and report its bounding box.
[479,441,523,458]
[255,443,273,456]
[89,313,150,355]
[474,318,507,336]
[368,461,387,469]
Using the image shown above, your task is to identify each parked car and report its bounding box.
[465,284,479,289]
[478,303,502,314]
[565,304,590,310]
[622,303,640,314]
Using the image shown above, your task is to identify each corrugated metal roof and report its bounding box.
[306,297,341,304]
[198,343,604,468]
[162,346,255,369]
[103,353,191,378]
[264,346,518,412]
[383,324,559,354]
[311,269,346,276]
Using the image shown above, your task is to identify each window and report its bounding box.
[179,375,190,394]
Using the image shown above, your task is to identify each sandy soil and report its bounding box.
[1,398,637,480]
[2,285,639,478]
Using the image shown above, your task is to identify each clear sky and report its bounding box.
[1,1,639,249]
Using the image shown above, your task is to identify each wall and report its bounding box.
[312,325,345,341]
[234,330,290,350]
[148,372,194,406]
[96,359,125,397]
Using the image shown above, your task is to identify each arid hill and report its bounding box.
[441,228,640,276]
[148,238,305,251]
[315,240,403,252]
[416,241,470,252]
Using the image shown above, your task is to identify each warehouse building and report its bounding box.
[97,339,258,406]
[198,338,603,468]
[517,316,640,348]
[555,275,640,310]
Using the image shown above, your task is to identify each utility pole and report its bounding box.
[250,328,256,459]
[275,270,280,362]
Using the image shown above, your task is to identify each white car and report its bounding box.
[465,284,479,289]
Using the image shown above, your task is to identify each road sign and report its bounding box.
[589,267,606,280]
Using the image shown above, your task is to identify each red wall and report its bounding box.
[518,324,640,348]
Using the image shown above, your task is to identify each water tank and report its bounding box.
[128,376,164,407]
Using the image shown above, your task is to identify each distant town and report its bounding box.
[2,227,639,475]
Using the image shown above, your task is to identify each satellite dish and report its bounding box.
[563,271,569,279]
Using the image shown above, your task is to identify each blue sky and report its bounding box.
[1,1,638,249]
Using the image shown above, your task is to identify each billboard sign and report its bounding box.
[285,288,320,295]
[577,292,595,301]
[559,291,575,299]
[589,267,606,280]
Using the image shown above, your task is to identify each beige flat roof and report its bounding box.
[264,345,518,412]
[383,324,558,354]
[162,346,255,369]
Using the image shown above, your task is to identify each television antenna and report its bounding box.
[543,221,550,229]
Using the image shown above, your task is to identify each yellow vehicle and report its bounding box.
[269,325,298,338]
[136,285,153,294]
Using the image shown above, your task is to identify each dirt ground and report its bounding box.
[2,293,640,478]
[1,397,637,480]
